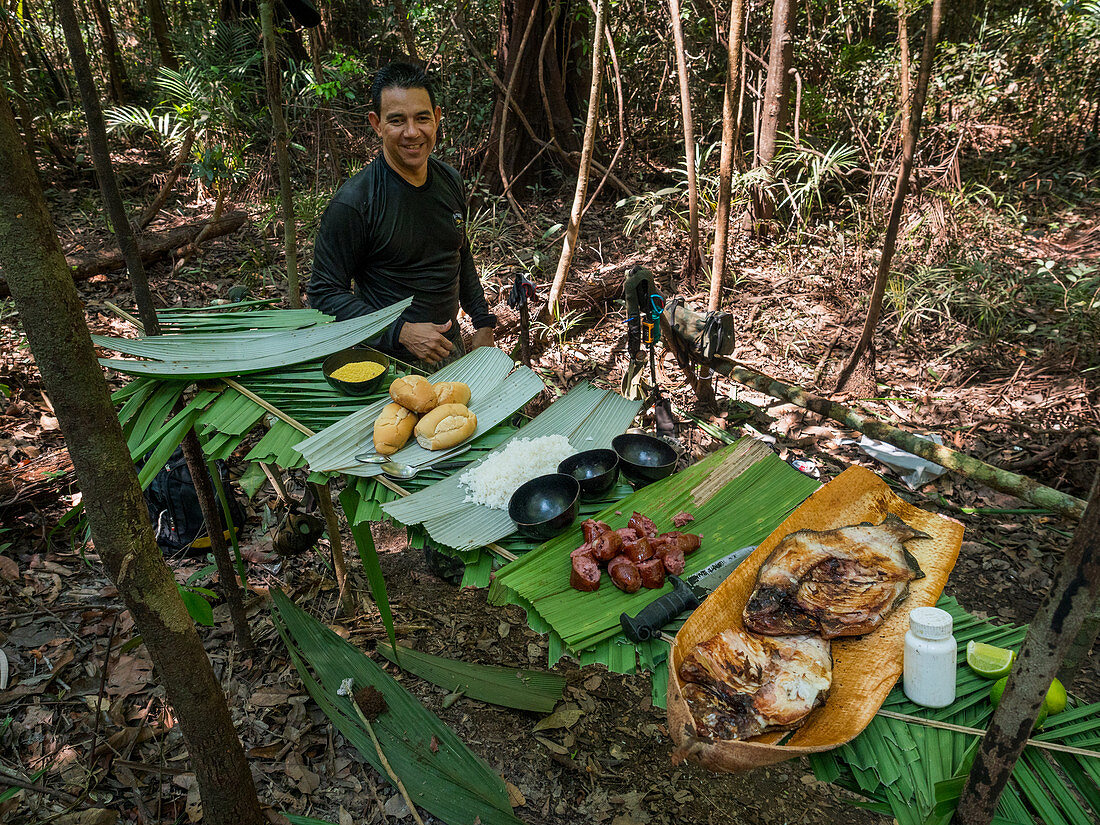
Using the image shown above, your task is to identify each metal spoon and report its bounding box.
[379,445,473,480]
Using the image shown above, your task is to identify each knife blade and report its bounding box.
[619,544,757,643]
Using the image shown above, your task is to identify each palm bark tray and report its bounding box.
[668,465,965,773]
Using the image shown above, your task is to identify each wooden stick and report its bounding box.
[349,699,426,825]
[312,480,354,617]
[875,709,1100,760]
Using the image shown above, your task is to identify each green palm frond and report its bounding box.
[376,641,567,713]
[811,596,1100,825]
[381,383,643,552]
[272,590,524,825]
[489,438,820,651]
[294,346,543,477]
[93,299,410,378]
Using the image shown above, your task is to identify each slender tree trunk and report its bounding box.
[138,128,195,228]
[56,0,255,655]
[146,0,179,71]
[750,0,796,235]
[87,0,131,102]
[668,0,702,283]
[261,0,301,308]
[55,0,157,333]
[1,12,39,167]
[391,0,419,60]
[709,0,746,313]
[954,468,1100,825]
[834,0,942,393]
[0,89,264,825]
[898,0,912,145]
[545,0,605,318]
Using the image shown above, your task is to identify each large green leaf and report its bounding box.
[294,346,545,476]
[271,590,525,825]
[94,298,411,378]
[376,641,566,713]
[381,382,643,551]
[811,596,1100,825]
[489,438,820,651]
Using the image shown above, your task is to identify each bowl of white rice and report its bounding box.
[459,435,577,510]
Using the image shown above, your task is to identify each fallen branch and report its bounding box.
[705,356,1088,520]
[0,210,248,296]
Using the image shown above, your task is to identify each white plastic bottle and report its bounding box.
[903,606,957,708]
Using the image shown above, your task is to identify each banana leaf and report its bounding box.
[94,298,411,378]
[810,596,1100,825]
[271,589,525,825]
[489,437,820,651]
[381,382,643,551]
[376,641,566,713]
[294,346,545,476]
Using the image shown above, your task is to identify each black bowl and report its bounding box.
[612,433,678,485]
[558,449,620,501]
[322,347,391,396]
[508,474,580,540]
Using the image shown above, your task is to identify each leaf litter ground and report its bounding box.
[1,147,1098,823]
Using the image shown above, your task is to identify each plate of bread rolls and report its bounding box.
[374,375,478,455]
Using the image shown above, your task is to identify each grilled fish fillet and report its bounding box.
[679,627,832,741]
[743,514,928,639]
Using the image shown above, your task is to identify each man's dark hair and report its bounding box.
[370,62,436,114]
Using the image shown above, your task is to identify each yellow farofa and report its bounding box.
[330,361,385,382]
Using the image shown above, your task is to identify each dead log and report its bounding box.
[703,355,1088,520]
[0,210,248,297]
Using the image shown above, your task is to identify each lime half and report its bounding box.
[967,641,1016,679]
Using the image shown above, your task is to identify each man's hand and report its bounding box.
[470,327,495,351]
[399,320,454,364]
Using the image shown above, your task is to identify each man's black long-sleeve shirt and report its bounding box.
[308,154,496,359]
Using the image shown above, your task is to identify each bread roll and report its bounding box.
[415,403,477,450]
[373,402,418,455]
[389,375,437,413]
[433,381,472,406]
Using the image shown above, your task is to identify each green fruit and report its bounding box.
[990,676,1008,707]
[989,676,1052,729]
[1045,678,1068,715]
[967,641,1016,679]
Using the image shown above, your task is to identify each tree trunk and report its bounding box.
[834,0,943,393]
[146,0,179,71]
[954,468,1100,825]
[479,0,580,193]
[709,0,746,313]
[55,0,157,333]
[56,0,256,656]
[261,0,301,308]
[544,0,605,318]
[700,354,1089,520]
[668,0,702,284]
[750,0,795,235]
[898,0,911,145]
[1,12,39,168]
[87,0,131,102]
[0,88,265,825]
[391,0,419,60]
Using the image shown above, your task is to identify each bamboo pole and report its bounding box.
[705,356,1087,520]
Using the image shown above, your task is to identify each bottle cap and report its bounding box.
[909,606,953,640]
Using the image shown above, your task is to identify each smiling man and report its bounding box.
[309,62,496,367]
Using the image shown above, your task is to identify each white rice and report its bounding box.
[459,435,576,510]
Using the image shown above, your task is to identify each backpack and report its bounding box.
[144,447,246,555]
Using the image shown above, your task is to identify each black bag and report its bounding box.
[144,447,245,555]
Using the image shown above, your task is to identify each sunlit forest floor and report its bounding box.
[1,126,1098,822]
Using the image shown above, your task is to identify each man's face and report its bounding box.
[368,86,441,183]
